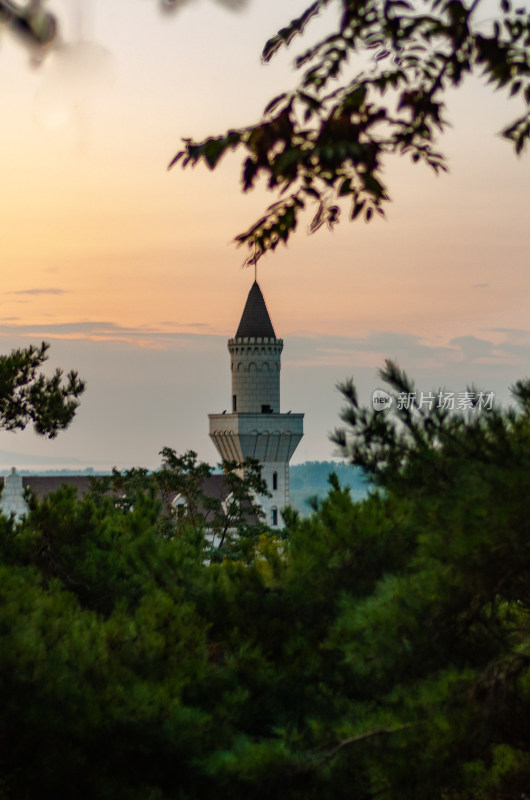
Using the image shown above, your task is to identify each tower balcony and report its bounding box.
[209,412,304,463]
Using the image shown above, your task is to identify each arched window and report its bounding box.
[249,362,257,371]
[172,496,188,527]
[237,362,243,371]
[271,507,278,526]
[262,362,269,371]
[272,471,278,491]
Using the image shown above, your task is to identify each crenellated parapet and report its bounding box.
[228,336,283,346]
[228,338,283,370]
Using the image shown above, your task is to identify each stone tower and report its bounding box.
[209,281,304,528]
[0,468,29,520]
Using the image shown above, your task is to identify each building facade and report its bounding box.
[209,281,304,528]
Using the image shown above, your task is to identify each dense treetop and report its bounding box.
[1,365,530,798]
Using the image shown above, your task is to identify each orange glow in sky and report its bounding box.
[0,0,528,468]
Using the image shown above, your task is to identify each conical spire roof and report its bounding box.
[235,281,276,339]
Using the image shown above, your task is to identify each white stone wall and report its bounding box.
[258,461,290,528]
[209,413,304,464]
[229,336,283,413]
[0,468,28,521]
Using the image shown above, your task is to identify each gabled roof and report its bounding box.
[235,281,276,339]
[166,474,230,508]
[22,475,95,500]
[21,474,234,506]
[18,473,258,525]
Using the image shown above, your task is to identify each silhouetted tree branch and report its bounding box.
[172,0,530,263]
[0,341,85,437]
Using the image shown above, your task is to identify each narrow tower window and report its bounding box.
[272,471,278,491]
[173,499,187,528]
[233,395,237,412]
[271,507,278,526]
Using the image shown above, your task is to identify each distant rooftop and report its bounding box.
[235,281,276,339]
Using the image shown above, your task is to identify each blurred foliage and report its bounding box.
[2,366,530,797]
[0,341,84,437]
[172,0,530,263]
[0,0,247,59]
[0,0,56,48]
[90,448,270,562]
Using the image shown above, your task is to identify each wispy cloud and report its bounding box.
[0,322,529,373]
[0,320,223,349]
[286,330,530,370]
[158,321,214,331]
[287,331,454,369]
[449,335,503,363]
[490,328,530,337]
[7,288,69,296]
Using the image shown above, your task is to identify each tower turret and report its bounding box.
[229,281,282,414]
[209,281,304,528]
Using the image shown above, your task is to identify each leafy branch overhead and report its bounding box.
[0,0,196,51]
[170,0,530,263]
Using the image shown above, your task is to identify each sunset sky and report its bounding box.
[0,0,528,470]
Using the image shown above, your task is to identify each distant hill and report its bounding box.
[289,461,369,514]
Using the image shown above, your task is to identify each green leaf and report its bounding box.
[350,199,365,219]
[264,93,288,115]
[338,178,352,196]
[203,138,229,169]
